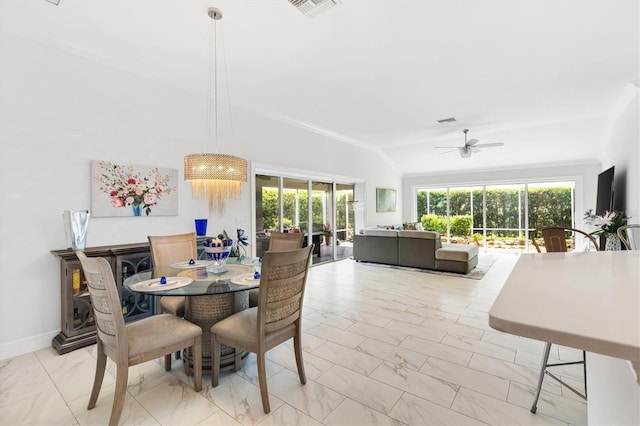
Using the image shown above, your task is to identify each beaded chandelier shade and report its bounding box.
[184,153,247,210]
[184,7,247,213]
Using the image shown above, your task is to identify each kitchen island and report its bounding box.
[489,251,639,425]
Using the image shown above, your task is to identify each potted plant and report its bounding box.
[322,224,332,245]
[584,209,628,250]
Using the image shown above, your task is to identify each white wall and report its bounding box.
[0,31,400,359]
[600,88,639,219]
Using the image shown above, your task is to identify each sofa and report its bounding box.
[353,229,478,274]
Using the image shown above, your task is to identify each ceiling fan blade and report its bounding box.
[466,138,479,146]
[471,147,482,153]
[439,149,460,155]
[473,142,504,148]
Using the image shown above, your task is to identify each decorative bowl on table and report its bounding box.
[203,236,233,274]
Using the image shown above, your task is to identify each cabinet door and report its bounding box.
[116,252,155,321]
[62,260,96,337]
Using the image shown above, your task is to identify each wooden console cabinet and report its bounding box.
[50,243,155,354]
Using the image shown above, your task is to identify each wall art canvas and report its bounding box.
[376,187,396,212]
[91,160,178,217]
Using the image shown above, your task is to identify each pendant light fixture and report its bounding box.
[184,7,247,213]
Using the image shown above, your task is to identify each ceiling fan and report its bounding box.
[436,129,504,158]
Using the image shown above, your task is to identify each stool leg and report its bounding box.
[531,342,552,414]
[582,350,587,399]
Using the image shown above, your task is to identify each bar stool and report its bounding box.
[617,224,640,250]
[529,227,599,413]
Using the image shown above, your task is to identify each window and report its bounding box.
[416,181,575,252]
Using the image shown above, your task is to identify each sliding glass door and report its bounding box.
[311,181,333,263]
[255,174,280,257]
[415,181,575,252]
[255,173,356,264]
[335,184,355,260]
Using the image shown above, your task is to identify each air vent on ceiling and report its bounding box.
[288,0,339,18]
[437,117,457,123]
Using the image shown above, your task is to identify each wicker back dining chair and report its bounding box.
[249,231,305,308]
[210,245,314,414]
[268,231,305,251]
[148,232,199,318]
[76,251,202,426]
[528,226,598,414]
[530,226,600,253]
[617,224,640,250]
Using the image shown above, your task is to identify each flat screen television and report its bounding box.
[595,166,614,215]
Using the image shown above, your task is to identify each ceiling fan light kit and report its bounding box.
[460,146,472,158]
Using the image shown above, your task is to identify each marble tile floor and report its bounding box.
[0,253,587,425]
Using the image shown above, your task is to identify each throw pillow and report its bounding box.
[416,223,424,231]
[403,222,417,230]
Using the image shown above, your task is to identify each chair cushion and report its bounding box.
[126,314,201,359]
[212,308,258,348]
[211,307,296,352]
[435,244,479,262]
[160,296,186,317]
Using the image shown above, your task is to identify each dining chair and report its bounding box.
[249,231,305,308]
[528,226,597,414]
[76,251,202,426]
[617,224,640,250]
[530,226,600,253]
[148,232,199,318]
[210,245,314,414]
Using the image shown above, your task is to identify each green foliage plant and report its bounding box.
[450,215,472,236]
[421,214,446,234]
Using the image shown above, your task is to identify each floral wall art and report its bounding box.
[91,161,178,217]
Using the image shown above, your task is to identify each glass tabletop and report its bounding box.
[123,261,258,296]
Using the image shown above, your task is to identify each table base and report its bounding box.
[184,290,250,371]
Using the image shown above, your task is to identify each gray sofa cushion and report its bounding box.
[398,230,439,239]
[435,256,479,274]
[397,233,441,269]
[362,229,399,237]
[435,244,479,262]
[353,234,398,265]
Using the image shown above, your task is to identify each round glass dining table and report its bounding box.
[124,260,259,371]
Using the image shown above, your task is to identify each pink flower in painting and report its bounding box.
[143,193,158,206]
[125,196,135,205]
[111,197,124,208]
[127,178,137,184]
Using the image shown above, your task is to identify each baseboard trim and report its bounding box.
[0,330,60,361]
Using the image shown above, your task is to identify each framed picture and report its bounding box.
[376,188,396,212]
[91,160,179,217]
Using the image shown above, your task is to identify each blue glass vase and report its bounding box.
[131,205,142,216]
